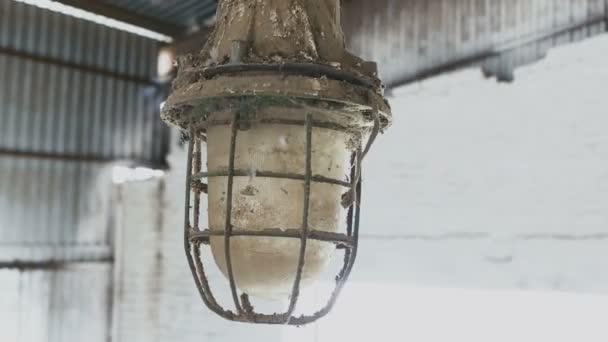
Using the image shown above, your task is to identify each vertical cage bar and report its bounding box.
[342,148,360,271]
[337,144,363,286]
[291,145,363,326]
[184,130,214,309]
[193,140,202,229]
[184,129,194,248]
[285,114,314,322]
[362,107,381,159]
[224,112,243,314]
[185,131,231,319]
[192,242,230,317]
[336,148,362,279]
[345,152,357,237]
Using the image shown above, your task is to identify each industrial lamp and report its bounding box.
[161,0,391,325]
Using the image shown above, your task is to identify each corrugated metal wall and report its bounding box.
[0,1,168,341]
[0,0,168,258]
[0,264,113,342]
[343,0,607,86]
[0,160,113,262]
[0,0,168,164]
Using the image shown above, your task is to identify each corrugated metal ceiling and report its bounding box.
[343,0,607,87]
[99,0,218,29]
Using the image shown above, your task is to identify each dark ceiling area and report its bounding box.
[99,0,218,30]
[54,0,218,37]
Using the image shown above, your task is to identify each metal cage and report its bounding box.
[183,107,380,325]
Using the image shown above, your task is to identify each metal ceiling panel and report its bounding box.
[342,0,607,87]
[99,0,218,29]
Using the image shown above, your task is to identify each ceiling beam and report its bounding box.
[51,0,185,38]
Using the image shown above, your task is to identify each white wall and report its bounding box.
[112,34,608,341]
[358,34,608,291]
[292,284,608,342]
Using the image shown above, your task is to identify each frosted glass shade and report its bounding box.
[207,113,349,300]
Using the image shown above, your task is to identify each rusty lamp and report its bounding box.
[161,0,391,325]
